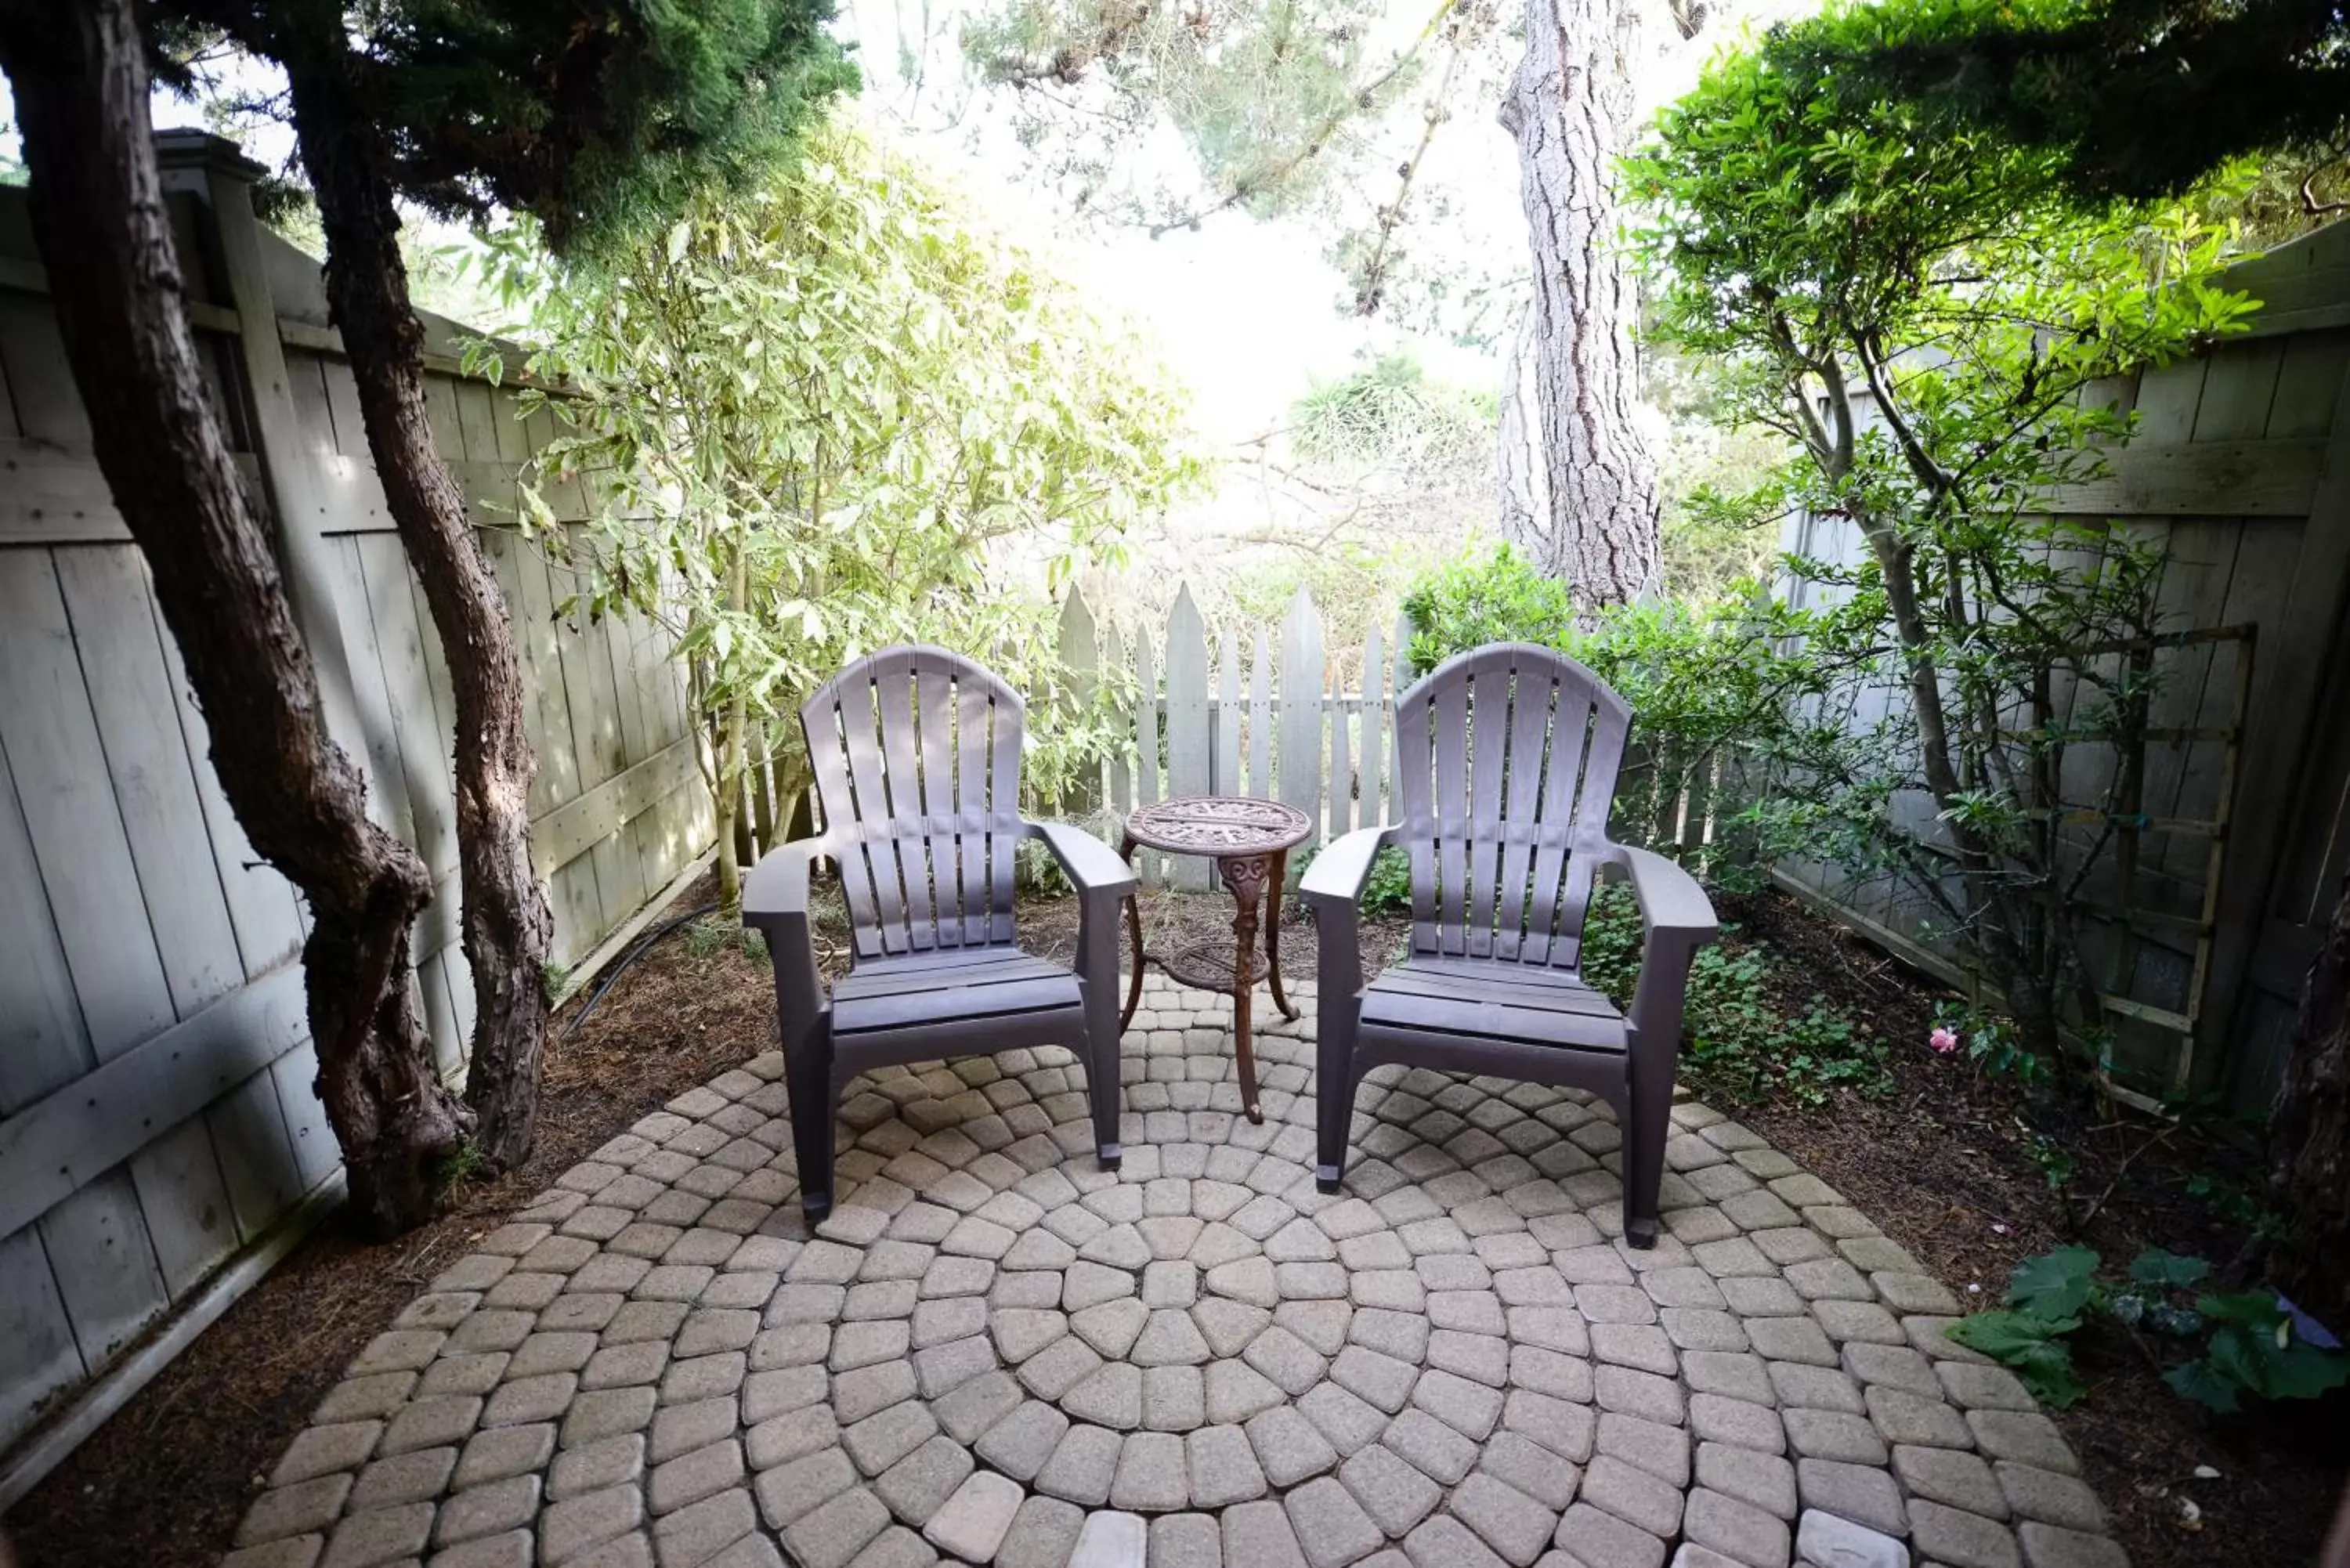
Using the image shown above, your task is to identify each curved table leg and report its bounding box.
[1118,831,1146,1034]
[1265,847,1299,1021]
[1218,853,1272,1125]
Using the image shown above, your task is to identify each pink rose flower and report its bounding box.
[1929,1026,1960,1055]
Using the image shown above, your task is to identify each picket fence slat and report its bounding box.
[1361,620,1388,834]
[1090,586,1716,891]
[1278,590,1323,839]
[1247,627,1272,799]
[1165,587,1212,888]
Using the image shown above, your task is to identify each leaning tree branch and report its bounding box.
[0,0,471,1235]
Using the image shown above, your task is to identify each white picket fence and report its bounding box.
[1054,581,1741,889]
[1058,584,1412,887]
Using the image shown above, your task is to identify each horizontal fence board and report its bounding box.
[0,959,309,1243]
[530,735,701,883]
[2044,437,2325,517]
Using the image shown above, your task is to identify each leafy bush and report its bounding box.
[1582,886,1887,1107]
[1400,545,1574,675]
[495,114,1198,904]
[1289,353,1497,468]
[1400,545,1834,883]
[1618,2,2260,1071]
[1291,841,1414,916]
[1947,1246,2349,1412]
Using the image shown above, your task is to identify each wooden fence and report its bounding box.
[0,133,711,1497]
[1777,221,2350,1112]
[1054,583,1728,888]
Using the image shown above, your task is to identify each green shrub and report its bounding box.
[1947,1245,2349,1413]
[1582,885,1886,1107]
[1292,841,1414,916]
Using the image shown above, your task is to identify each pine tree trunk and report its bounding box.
[0,0,470,1236]
[280,35,553,1172]
[1498,0,1662,614]
[2272,874,2350,1325]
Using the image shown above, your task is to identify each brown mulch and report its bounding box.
[7,872,2341,1568]
[1713,888,2349,1568]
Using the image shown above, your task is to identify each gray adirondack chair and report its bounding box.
[1300,643,1719,1247]
[741,646,1135,1220]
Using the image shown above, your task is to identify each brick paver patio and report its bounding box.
[225,975,2131,1568]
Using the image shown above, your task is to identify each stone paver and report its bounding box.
[229,978,2129,1568]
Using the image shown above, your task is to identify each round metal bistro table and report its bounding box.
[1117,795,1314,1124]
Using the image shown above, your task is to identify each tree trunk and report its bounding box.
[1498,0,1661,615]
[278,33,553,1172]
[0,0,469,1236]
[2272,873,2350,1325]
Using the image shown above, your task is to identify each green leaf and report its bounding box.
[1944,1310,2086,1406]
[2128,1249,2211,1291]
[2007,1247,2101,1321]
[2164,1358,2243,1414]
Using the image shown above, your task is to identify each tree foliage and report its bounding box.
[491,117,1198,901]
[158,0,857,257]
[1773,0,2348,207]
[1616,0,2262,1064]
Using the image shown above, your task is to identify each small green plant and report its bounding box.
[2023,1128,2080,1193]
[1294,842,1415,916]
[539,961,571,1005]
[1947,1246,2349,1413]
[433,1138,488,1201]
[1583,885,1887,1107]
[1938,1003,2053,1091]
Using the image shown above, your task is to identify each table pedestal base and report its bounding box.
[1118,843,1297,1125]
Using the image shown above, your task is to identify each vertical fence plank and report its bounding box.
[1103,621,1131,820]
[1215,626,1240,797]
[0,552,173,1062]
[1166,585,1211,887]
[1278,589,1325,844]
[1329,663,1350,841]
[52,548,244,1020]
[1361,621,1387,832]
[1059,588,1101,815]
[1247,627,1273,798]
[1133,626,1160,886]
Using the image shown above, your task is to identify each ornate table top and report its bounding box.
[1124,794,1313,858]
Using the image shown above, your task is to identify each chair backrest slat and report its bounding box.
[801,647,1028,963]
[914,656,963,947]
[1464,663,1512,956]
[954,674,995,947]
[1493,667,1555,960]
[987,679,1021,945]
[1430,674,1471,956]
[1392,644,1629,971]
[873,654,935,951]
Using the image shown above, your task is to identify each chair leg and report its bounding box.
[1622,1033,1675,1248]
[786,1024,837,1223]
[1315,1024,1358,1195]
[1086,1021,1123,1172]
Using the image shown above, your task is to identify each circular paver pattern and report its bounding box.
[228,973,2134,1568]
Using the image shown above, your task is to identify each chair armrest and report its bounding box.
[1610,844,1719,945]
[1023,819,1138,901]
[742,838,829,1033]
[1606,844,1719,1053]
[1300,826,1397,912]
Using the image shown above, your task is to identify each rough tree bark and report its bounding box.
[1497,0,1662,615]
[276,24,554,1171]
[2272,873,2350,1325]
[0,0,471,1235]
